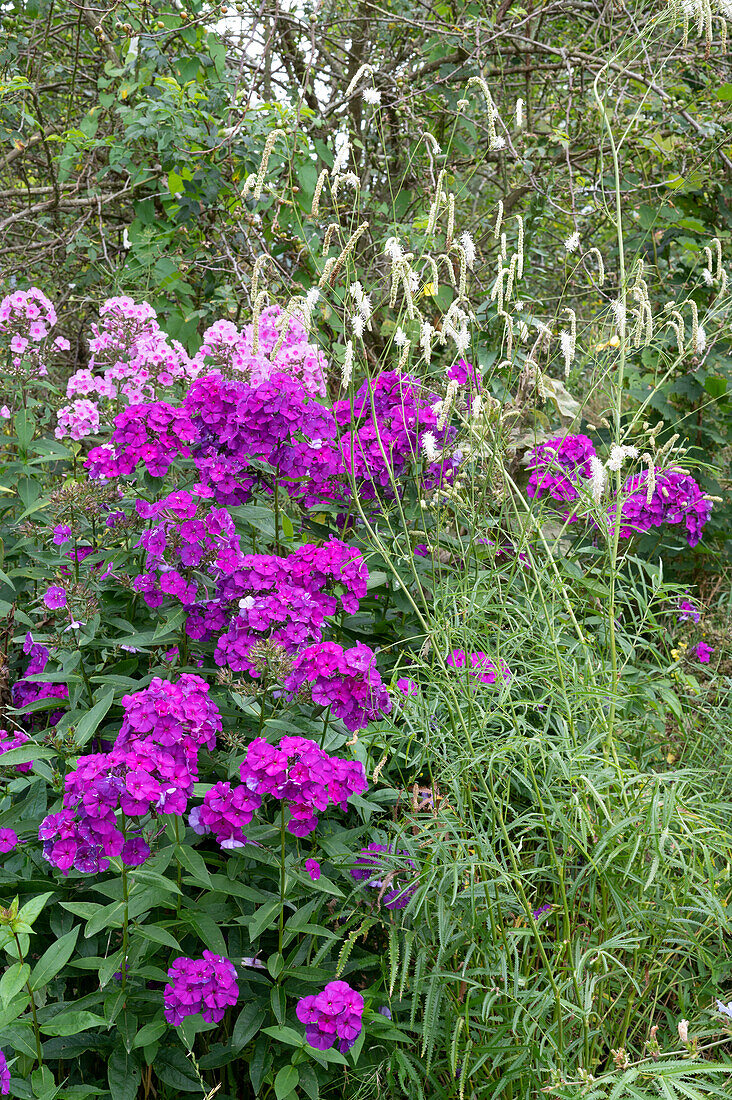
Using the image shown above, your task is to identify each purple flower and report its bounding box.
[610,468,712,548]
[0,1049,9,1094]
[527,434,596,506]
[447,649,511,685]
[717,1000,732,1019]
[38,674,222,875]
[695,642,714,664]
[305,858,321,881]
[121,838,151,867]
[396,678,418,698]
[284,641,392,732]
[351,843,417,909]
[43,585,67,610]
[163,952,239,1025]
[677,599,701,624]
[532,903,552,919]
[52,524,72,545]
[296,980,364,1054]
[238,736,366,837]
[0,830,17,854]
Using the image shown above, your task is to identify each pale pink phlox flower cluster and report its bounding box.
[193,306,328,398]
[58,296,194,442]
[0,288,68,378]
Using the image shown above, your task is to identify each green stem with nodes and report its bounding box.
[121,862,130,992]
[12,930,43,1066]
[278,800,286,957]
[592,70,628,780]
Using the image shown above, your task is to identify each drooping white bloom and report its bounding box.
[332,135,350,176]
[420,321,435,363]
[471,394,483,419]
[304,287,320,313]
[589,455,607,503]
[351,314,365,339]
[606,444,638,472]
[564,231,580,253]
[560,330,574,377]
[514,300,524,312]
[421,431,440,462]
[452,326,471,353]
[491,135,506,151]
[702,267,714,286]
[357,293,372,320]
[363,87,382,105]
[694,324,707,355]
[394,327,408,347]
[515,97,524,129]
[341,341,354,388]
[610,298,626,336]
[460,231,476,270]
[350,281,363,300]
[385,237,404,262]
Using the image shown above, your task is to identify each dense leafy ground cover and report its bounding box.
[3,2,732,1099]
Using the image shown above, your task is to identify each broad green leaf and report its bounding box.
[0,962,29,1007]
[274,1064,299,1100]
[248,899,281,942]
[19,892,55,927]
[74,688,115,748]
[41,1010,106,1036]
[31,927,80,990]
[175,844,212,889]
[232,1002,267,1050]
[108,1048,141,1100]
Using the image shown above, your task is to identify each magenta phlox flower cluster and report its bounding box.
[209,541,368,669]
[239,736,367,836]
[527,434,596,503]
[447,648,512,685]
[334,371,446,498]
[447,357,481,392]
[612,469,712,548]
[296,980,364,1053]
[117,674,221,754]
[284,641,392,732]
[214,586,328,673]
[0,729,33,773]
[0,1048,9,1094]
[184,370,342,505]
[39,675,221,873]
[86,401,199,479]
[188,780,260,849]
[163,952,239,1025]
[132,491,238,609]
[351,842,418,910]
